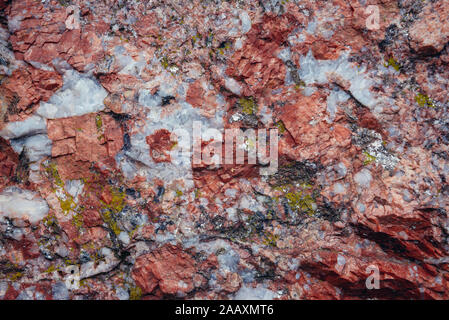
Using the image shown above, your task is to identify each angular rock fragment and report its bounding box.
[409,2,449,54]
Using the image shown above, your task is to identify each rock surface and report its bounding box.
[0,0,448,300]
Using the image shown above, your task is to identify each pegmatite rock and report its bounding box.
[0,0,448,300]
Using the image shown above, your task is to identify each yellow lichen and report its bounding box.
[275,121,286,134]
[175,190,183,197]
[363,151,377,165]
[72,210,84,230]
[246,137,256,150]
[45,265,59,274]
[43,162,64,187]
[129,226,140,238]
[9,272,23,281]
[100,187,125,236]
[58,195,76,215]
[43,214,58,228]
[285,188,316,216]
[262,231,279,247]
[129,285,143,300]
[64,259,74,266]
[109,188,126,213]
[95,114,105,141]
[415,93,436,108]
[239,97,258,115]
[294,80,306,90]
[102,210,121,236]
[161,56,169,69]
[95,114,103,131]
[384,57,401,71]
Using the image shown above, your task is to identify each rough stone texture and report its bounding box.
[409,1,449,55]
[132,244,212,296]
[0,0,448,300]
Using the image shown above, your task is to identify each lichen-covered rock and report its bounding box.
[0,0,448,301]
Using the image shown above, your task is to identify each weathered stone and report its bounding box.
[0,0,448,301]
[132,245,197,295]
[409,1,449,54]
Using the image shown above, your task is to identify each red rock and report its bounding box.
[278,92,336,161]
[333,124,351,146]
[47,113,123,179]
[311,40,345,60]
[55,156,92,181]
[103,115,124,157]
[75,130,108,162]
[222,272,242,293]
[186,80,205,108]
[103,93,125,114]
[81,227,109,245]
[82,209,103,227]
[1,67,62,118]
[1,0,449,301]
[146,129,173,163]
[0,138,18,184]
[225,14,293,96]
[52,138,76,157]
[409,1,449,54]
[47,118,76,141]
[132,244,197,295]
[8,0,104,71]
